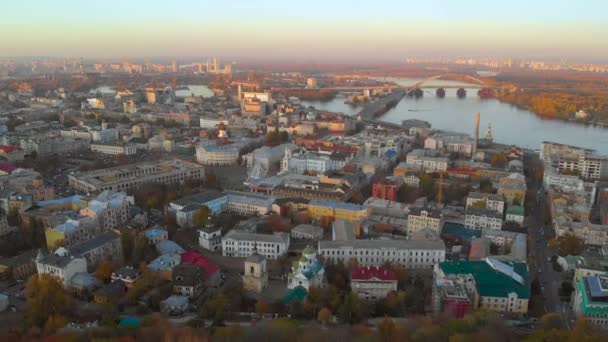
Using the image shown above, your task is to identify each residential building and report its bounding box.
[35,248,87,287]
[180,251,220,286]
[69,231,123,270]
[225,192,275,216]
[94,280,126,304]
[68,159,204,193]
[351,266,398,300]
[435,258,530,314]
[144,228,168,244]
[372,177,401,201]
[91,143,137,156]
[169,191,227,226]
[405,149,449,173]
[506,205,525,225]
[222,230,290,259]
[79,191,131,231]
[497,173,527,205]
[147,254,181,280]
[307,200,370,223]
[465,192,505,215]
[407,207,443,235]
[465,208,503,230]
[111,266,141,288]
[287,246,324,290]
[319,239,446,269]
[0,249,37,281]
[172,263,204,298]
[554,217,608,246]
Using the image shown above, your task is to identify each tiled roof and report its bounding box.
[351,266,397,282]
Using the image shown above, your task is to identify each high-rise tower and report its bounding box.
[473,112,480,154]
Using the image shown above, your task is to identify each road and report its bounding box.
[524,153,575,329]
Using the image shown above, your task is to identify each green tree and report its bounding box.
[200,293,227,325]
[25,274,72,328]
[549,233,585,256]
[192,205,210,226]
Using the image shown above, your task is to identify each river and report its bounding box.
[302,78,608,154]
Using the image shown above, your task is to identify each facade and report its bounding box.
[405,149,449,173]
[291,224,324,240]
[35,248,87,287]
[69,231,123,270]
[222,230,290,259]
[170,191,227,227]
[372,177,401,201]
[242,251,268,293]
[435,258,529,315]
[319,239,446,269]
[465,192,505,215]
[198,226,222,251]
[351,266,398,300]
[225,192,275,216]
[407,207,443,235]
[554,218,608,246]
[172,263,204,298]
[307,200,370,223]
[465,208,503,230]
[196,144,239,166]
[497,173,527,205]
[288,246,324,290]
[506,205,525,225]
[80,191,131,231]
[68,159,204,193]
[572,276,608,329]
[0,249,37,281]
[91,143,137,156]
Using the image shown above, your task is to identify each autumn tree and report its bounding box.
[337,292,367,324]
[255,300,269,316]
[25,274,73,328]
[94,261,113,283]
[491,153,508,169]
[471,200,487,209]
[318,307,332,326]
[549,233,585,256]
[192,205,210,227]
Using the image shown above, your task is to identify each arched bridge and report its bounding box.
[410,74,489,89]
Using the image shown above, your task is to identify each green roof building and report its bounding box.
[437,258,530,314]
[573,276,608,329]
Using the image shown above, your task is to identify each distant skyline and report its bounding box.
[2,0,608,62]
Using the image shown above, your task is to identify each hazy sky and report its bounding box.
[2,0,607,61]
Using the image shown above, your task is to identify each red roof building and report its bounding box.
[0,162,17,175]
[351,266,398,300]
[372,177,401,201]
[180,251,219,279]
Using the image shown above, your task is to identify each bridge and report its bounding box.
[409,74,489,89]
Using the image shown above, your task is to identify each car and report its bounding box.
[547,257,552,262]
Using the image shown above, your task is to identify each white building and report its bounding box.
[407,207,443,235]
[91,143,137,156]
[405,149,448,173]
[351,266,398,300]
[319,239,445,269]
[291,224,324,240]
[287,246,324,290]
[225,192,275,216]
[198,226,222,251]
[35,248,87,287]
[465,208,503,230]
[222,230,289,259]
[466,192,505,215]
[196,144,239,166]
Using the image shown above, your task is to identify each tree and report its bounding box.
[512,195,523,206]
[491,153,508,169]
[540,313,563,331]
[94,261,113,283]
[279,131,290,143]
[479,178,493,193]
[471,200,487,209]
[377,317,397,342]
[192,205,210,227]
[25,274,72,328]
[200,293,227,325]
[549,233,585,256]
[337,292,366,324]
[318,307,332,325]
[397,184,420,204]
[255,300,269,316]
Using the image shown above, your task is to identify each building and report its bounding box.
[407,207,443,235]
[68,159,204,193]
[291,224,324,240]
[196,143,239,166]
[198,225,222,251]
[405,149,449,173]
[80,191,131,231]
[91,143,137,156]
[307,200,370,223]
[372,177,401,201]
[111,266,141,288]
[541,142,608,181]
[351,266,398,300]
[225,192,275,216]
[242,249,268,294]
[465,208,503,230]
[172,263,204,298]
[169,191,227,227]
[497,173,527,205]
[465,192,505,215]
[69,231,123,270]
[222,230,289,259]
[0,249,37,281]
[319,239,445,269]
[435,258,529,314]
[148,254,181,280]
[506,205,525,225]
[94,280,126,304]
[160,295,189,316]
[35,248,87,287]
[144,228,168,245]
[288,246,324,290]
[554,218,608,246]
[180,251,220,286]
[572,276,608,329]
[424,132,474,156]
[333,220,357,241]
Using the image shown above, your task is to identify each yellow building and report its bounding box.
[307,200,369,223]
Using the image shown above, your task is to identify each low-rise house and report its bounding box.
[172,263,204,298]
[506,205,525,225]
[35,248,87,287]
[155,240,185,255]
[180,251,220,287]
[465,208,503,231]
[94,280,126,304]
[198,225,222,251]
[465,192,505,215]
[111,266,141,288]
[148,254,181,280]
[69,272,101,298]
[351,266,398,300]
[0,249,37,281]
[69,231,123,270]
[160,295,189,316]
[222,230,290,259]
[144,228,168,244]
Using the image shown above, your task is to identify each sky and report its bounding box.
[1,0,607,62]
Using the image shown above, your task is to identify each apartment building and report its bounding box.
[465,208,503,230]
[407,207,443,235]
[465,192,505,215]
[221,230,290,259]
